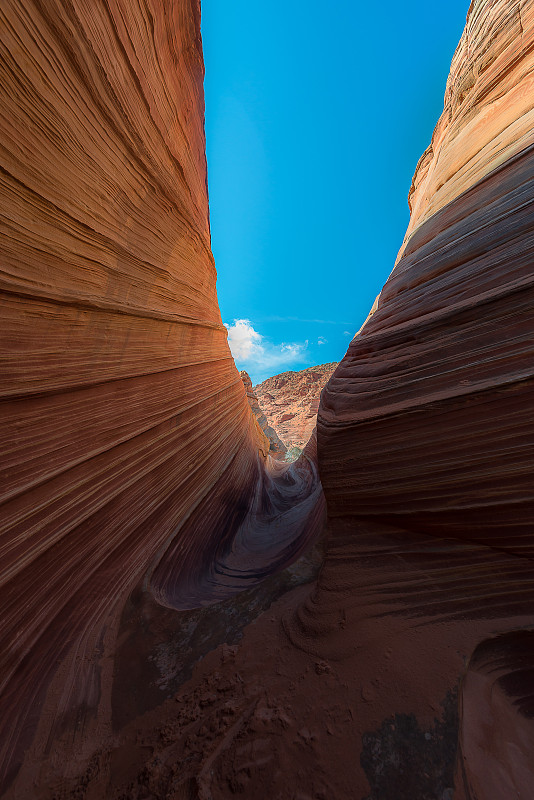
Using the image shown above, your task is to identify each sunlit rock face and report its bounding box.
[240,371,287,458]
[287,0,534,784]
[404,0,534,244]
[254,362,338,450]
[0,1,322,794]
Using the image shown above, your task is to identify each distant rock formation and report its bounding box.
[254,363,338,450]
[240,372,287,458]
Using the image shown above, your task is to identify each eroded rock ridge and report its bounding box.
[253,362,338,451]
[239,371,287,458]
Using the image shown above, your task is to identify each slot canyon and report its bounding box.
[1,1,534,798]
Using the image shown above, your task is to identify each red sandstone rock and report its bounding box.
[457,632,534,799]
[239,371,286,458]
[0,2,322,795]
[253,363,338,450]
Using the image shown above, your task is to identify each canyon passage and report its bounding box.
[1,1,534,798]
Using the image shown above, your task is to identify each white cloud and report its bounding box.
[343,330,352,336]
[224,319,309,377]
[224,318,262,361]
[317,336,327,346]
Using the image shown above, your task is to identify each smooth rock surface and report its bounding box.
[403,0,534,249]
[457,631,534,799]
[285,0,534,793]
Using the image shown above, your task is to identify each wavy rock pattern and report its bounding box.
[2,0,534,796]
[290,0,534,654]
[405,0,534,244]
[0,2,322,794]
[286,2,534,791]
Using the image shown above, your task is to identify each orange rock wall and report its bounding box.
[0,2,322,793]
[404,0,534,247]
[2,0,534,796]
[286,4,534,793]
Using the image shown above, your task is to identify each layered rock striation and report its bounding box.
[0,2,322,794]
[287,0,534,793]
[405,0,534,242]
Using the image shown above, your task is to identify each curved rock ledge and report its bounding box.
[150,434,324,610]
[457,631,534,799]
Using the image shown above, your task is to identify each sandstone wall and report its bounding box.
[286,1,534,793]
[240,371,287,458]
[0,2,322,794]
[404,0,534,247]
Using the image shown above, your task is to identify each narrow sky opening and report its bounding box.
[201,1,470,384]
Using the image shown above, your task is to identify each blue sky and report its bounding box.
[201,1,470,384]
